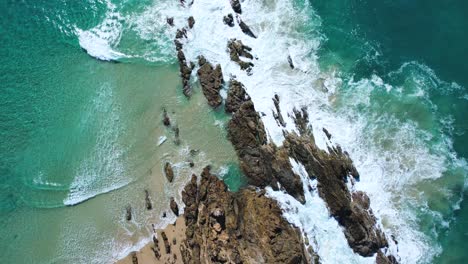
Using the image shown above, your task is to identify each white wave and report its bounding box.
[64,83,129,206]
[266,159,376,264]
[76,0,127,61]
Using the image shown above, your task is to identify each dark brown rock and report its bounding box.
[237,16,257,38]
[144,189,152,210]
[188,16,195,29]
[176,49,193,97]
[272,94,286,127]
[228,39,254,71]
[287,55,294,69]
[284,111,389,256]
[230,0,242,14]
[376,250,399,264]
[180,166,308,263]
[223,14,235,27]
[323,127,332,140]
[228,99,305,203]
[225,79,250,113]
[170,197,179,216]
[131,252,138,264]
[197,56,224,108]
[164,162,175,183]
[167,17,174,27]
[161,231,171,254]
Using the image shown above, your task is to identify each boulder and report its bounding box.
[223,14,235,27]
[170,197,179,216]
[164,162,175,183]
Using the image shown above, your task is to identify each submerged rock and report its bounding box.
[162,108,171,126]
[144,190,152,210]
[126,206,132,221]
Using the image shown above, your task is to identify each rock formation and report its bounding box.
[197,56,224,108]
[227,39,254,70]
[284,108,389,257]
[237,16,257,38]
[223,14,235,27]
[164,162,175,183]
[230,0,242,14]
[225,79,250,113]
[180,166,308,263]
[227,83,305,203]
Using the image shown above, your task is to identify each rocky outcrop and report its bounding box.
[272,94,286,127]
[181,166,308,264]
[284,108,388,257]
[227,90,305,203]
[230,0,242,14]
[237,16,257,38]
[170,197,179,216]
[223,14,235,27]
[164,162,175,183]
[197,56,224,108]
[174,19,195,97]
[188,16,195,29]
[225,79,250,113]
[228,39,254,71]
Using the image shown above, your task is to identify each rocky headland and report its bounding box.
[118,1,398,263]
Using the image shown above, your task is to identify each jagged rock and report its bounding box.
[323,127,332,140]
[164,162,175,183]
[162,108,171,126]
[223,14,235,27]
[197,56,224,108]
[376,250,399,264]
[170,197,179,216]
[188,16,195,29]
[228,100,305,203]
[176,49,193,97]
[272,94,286,127]
[225,79,250,113]
[181,166,308,263]
[237,16,257,38]
[161,231,171,254]
[144,190,152,210]
[284,110,388,256]
[167,17,174,27]
[125,206,132,221]
[228,39,254,70]
[152,235,161,260]
[175,28,187,39]
[287,55,294,69]
[230,0,242,14]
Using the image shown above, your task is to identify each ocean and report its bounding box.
[0,0,466,263]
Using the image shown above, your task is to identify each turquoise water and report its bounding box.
[313,0,468,261]
[1,0,467,263]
